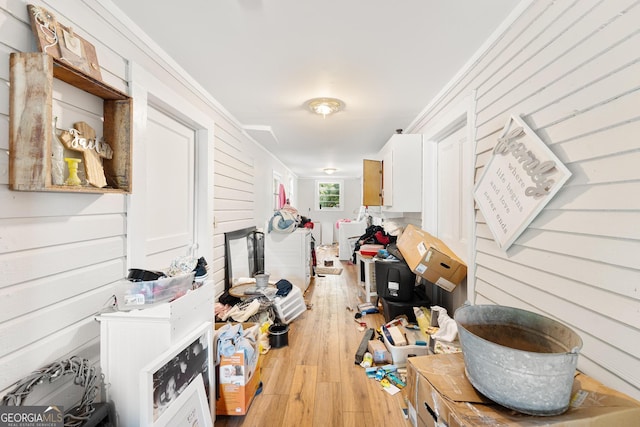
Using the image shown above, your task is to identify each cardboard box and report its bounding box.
[214,322,261,415]
[397,224,467,291]
[406,353,640,427]
[368,339,392,364]
[216,352,261,415]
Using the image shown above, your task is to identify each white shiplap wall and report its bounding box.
[409,0,640,400]
[0,0,292,406]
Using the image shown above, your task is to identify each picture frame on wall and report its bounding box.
[26,4,103,81]
[140,322,213,426]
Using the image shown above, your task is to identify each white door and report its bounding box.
[127,62,215,291]
[143,107,196,269]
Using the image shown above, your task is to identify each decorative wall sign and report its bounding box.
[473,114,572,251]
[57,121,114,188]
[27,4,102,81]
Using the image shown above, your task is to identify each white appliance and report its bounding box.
[265,228,312,292]
[337,221,367,260]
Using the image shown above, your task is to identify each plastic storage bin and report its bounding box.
[375,259,416,302]
[116,272,194,310]
[273,286,306,324]
[382,328,430,367]
[381,297,430,323]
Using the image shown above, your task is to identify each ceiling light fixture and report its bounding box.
[306,97,344,117]
[323,168,337,175]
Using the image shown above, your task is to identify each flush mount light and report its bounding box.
[306,97,344,117]
[323,167,337,175]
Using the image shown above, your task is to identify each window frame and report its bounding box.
[315,179,344,211]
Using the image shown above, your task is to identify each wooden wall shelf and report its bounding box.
[9,52,132,193]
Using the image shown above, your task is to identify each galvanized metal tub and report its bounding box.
[454,305,582,416]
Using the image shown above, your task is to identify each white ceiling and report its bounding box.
[109,0,521,178]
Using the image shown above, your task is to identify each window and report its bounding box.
[316,180,343,211]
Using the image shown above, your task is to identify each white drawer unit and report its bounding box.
[265,228,312,292]
[273,286,307,324]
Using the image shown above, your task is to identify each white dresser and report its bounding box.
[98,281,215,426]
[265,228,312,292]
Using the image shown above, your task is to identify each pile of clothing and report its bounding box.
[268,203,301,233]
[215,323,257,365]
[352,225,396,263]
[214,279,295,323]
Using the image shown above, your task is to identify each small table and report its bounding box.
[228,283,277,298]
[356,253,377,303]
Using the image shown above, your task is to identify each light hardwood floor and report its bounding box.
[215,245,412,427]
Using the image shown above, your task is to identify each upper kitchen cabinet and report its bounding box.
[363,134,422,212]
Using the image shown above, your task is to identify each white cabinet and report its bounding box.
[265,228,312,292]
[363,134,422,212]
[98,281,215,426]
[381,134,423,212]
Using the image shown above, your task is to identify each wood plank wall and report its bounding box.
[410,0,640,399]
[212,124,256,291]
[0,0,280,405]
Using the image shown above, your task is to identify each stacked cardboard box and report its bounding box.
[214,322,261,416]
[397,224,467,291]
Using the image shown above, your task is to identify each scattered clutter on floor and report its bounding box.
[215,278,306,328]
[354,301,639,425]
[214,273,308,416]
[356,301,379,315]
[353,305,463,400]
[213,296,299,416]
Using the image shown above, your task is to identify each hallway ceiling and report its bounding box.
[110,0,520,178]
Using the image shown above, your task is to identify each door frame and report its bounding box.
[127,62,215,268]
[421,92,477,302]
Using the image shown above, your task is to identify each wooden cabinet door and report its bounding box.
[362,159,382,206]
